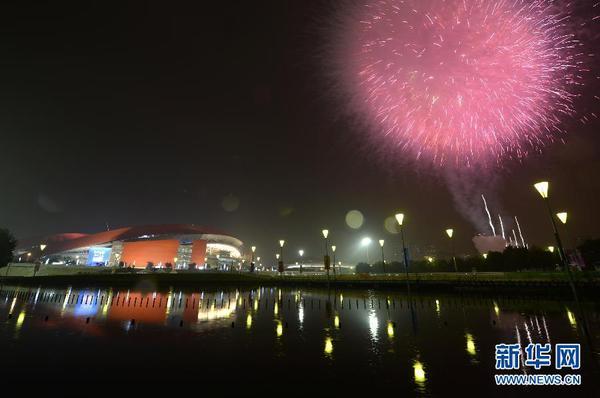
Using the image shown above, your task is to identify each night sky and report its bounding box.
[1,1,599,265]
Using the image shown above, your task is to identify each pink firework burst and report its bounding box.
[334,0,587,167]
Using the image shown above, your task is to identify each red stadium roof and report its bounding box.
[18,224,238,256]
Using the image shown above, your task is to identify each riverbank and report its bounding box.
[1,265,599,297]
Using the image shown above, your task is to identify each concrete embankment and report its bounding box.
[1,264,598,297]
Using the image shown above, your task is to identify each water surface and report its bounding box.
[1,283,598,394]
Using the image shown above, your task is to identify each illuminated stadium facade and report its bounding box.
[15,224,244,270]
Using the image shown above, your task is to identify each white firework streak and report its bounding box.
[498,214,505,239]
[515,216,526,247]
[512,229,519,248]
[481,194,496,236]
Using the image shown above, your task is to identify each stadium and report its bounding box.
[14,224,244,270]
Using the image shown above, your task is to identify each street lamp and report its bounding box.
[361,237,372,264]
[331,245,337,277]
[322,229,331,279]
[278,240,285,274]
[250,246,256,272]
[445,228,457,272]
[556,212,568,225]
[298,249,304,274]
[379,239,386,273]
[395,213,410,278]
[533,181,567,267]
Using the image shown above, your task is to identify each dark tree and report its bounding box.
[0,228,17,268]
[578,239,600,269]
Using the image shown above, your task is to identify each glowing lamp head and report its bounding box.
[548,246,555,253]
[395,213,405,226]
[173,257,178,263]
[331,245,336,252]
[556,212,568,224]
[361,237,372,247]
[251,246,256,253]
[483,253,488,259]
[279,240,285,248]
[534,181,549,198]
[322,229,329,239]
[40,244,47,251]
[445,228,454,238]
[275,253,280,259]
[298,250,304,257]
[378,239,384,247]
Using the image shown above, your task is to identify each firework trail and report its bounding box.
[333,0,589,167]
[512,229,519,247]
[515,216,526,247]
[481,194,496,236]
[498,215,506,240]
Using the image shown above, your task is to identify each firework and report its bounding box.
[515,216,527,247]
[481,194,496,236]
[334,0,587,167]
[498,214,506,239]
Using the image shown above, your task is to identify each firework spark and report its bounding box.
[481,194,496,236]
[334,0,587,167]
[515,216,527,247]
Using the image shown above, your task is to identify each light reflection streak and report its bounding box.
[324,337,333,357]
[276,320,283,337]
[465,333,476,356]
[387,321,394,338]
[413,360,426,387]
[9,297,16,315]
[368,309,379,342]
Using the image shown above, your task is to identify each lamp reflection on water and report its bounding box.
[324,337,333,356]
[435,299,440,316]
[566,308,577,328]
[246,314,252,329]
[16,310,26,332]
[413,360,426,387]
[465,333,476,356]
[387,321,394,338]
[334,315,340,329]
[276,320,283,337]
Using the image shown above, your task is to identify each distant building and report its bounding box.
[15,224,244,270]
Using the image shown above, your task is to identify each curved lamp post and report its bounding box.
[278,240,285,274]
[395,213,410,278]
[445,228,457,272]
[322,229,330,279]
[331,245,337,277]
[379,239,386,273]
[250,246,256,272]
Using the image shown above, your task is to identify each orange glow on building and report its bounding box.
[191,240,207,265]
[121,240,179,267]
